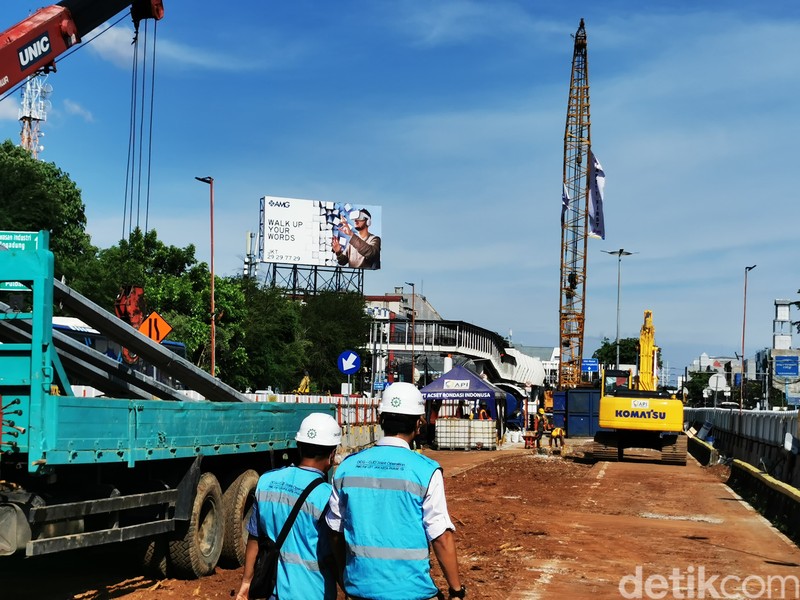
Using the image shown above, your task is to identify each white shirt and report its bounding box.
[325,437,455,541]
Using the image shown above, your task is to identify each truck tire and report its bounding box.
[141,535,169,578]
[220,469,259,567]
[168,472,224,578]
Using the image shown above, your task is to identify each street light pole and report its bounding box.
[602,249,634,370]
[195,176,215,376]
[740,264,757,410]
[405,281,416,385]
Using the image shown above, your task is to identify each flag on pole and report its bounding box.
[561,183,570,225]
[588,151,606,239]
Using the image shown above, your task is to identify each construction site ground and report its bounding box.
[7,439,800,600]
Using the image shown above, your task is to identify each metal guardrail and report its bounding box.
[246,392,381,426]
[685,407,798,446]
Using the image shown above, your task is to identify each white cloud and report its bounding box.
[85,21,308,72]
[0,98,19,121]
[62,99,94,122]
[389,0,561,47]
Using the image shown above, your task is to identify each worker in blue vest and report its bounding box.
[326,382,466,600]
[236,413,341,600]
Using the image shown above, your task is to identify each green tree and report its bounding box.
[592,337,639,368]
[0,140,95,281]
[684,371,711,407]
[218,279,307,392]
[74,227,197,309]
[76,228,234,376]
[301,291,371,393]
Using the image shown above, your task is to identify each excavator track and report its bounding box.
[660,434,688,466]
[592,431,622,462]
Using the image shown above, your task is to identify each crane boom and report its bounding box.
[0,0,163,94]
[558,19,592,389]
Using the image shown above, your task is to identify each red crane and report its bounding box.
[0,0,163,95]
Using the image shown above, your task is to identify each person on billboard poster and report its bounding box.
[332,208,381,269]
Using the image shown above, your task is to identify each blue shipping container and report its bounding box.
[567,415,592,437]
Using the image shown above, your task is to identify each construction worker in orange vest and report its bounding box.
[533,408,548,448]
[477,401,490,420]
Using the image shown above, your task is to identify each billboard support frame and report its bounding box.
[265,263,363,296]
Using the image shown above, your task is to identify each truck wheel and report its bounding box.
[220,469,259,567]
[169,472,224,578]
[141,535,169,578]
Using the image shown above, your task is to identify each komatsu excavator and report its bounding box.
[592,310,687,465]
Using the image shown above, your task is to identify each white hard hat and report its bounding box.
[379,382,425,416]
[295,413,342,446]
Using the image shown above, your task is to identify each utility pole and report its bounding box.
[195,176,216,376]
[602,249,635,369]
[740,264,756,410]
[405,282,416,385]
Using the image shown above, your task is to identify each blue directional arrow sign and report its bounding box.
[338,350,361,375]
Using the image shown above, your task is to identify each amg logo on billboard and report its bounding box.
[444,380,470,390]
[18,33,52,69]
[268,199,290,208]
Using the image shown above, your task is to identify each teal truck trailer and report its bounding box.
[0,231,333,577]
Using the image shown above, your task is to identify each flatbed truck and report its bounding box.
[0,231,333,576]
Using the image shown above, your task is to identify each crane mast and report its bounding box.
[558,19,591,389]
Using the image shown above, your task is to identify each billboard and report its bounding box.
[261,196,382,270]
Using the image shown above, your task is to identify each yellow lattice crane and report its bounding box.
[558,19,592,389]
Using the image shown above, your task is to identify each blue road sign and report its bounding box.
[581,358,600,373]
[338,350,361,375]
[775,356,799,377]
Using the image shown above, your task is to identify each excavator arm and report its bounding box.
[637,309,658,392]
[1,0,163,94]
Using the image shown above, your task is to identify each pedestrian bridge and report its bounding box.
[369,319,545,389]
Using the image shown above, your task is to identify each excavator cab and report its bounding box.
[602,369,631,395]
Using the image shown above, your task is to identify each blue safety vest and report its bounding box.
[333,445,441,600]
[248,466,336,600]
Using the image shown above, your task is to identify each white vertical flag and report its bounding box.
[561,183,570,225]
[588,151,606,240]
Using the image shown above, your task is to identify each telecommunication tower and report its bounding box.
[558,19,592,389]
[19,75,52,159]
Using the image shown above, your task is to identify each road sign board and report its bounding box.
[338,350,361,375]
[775,356,800,377]
[581,358,599,373]
[138,312,173,344]
[373,380,387,391]
[0,231,41,291]
[708,373,727,391]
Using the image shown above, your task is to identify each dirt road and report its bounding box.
[5,441,800,599]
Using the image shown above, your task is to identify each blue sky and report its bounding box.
[2,1,800,383]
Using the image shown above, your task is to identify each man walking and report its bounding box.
[236,413,341,600]
[326,382,465,600]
